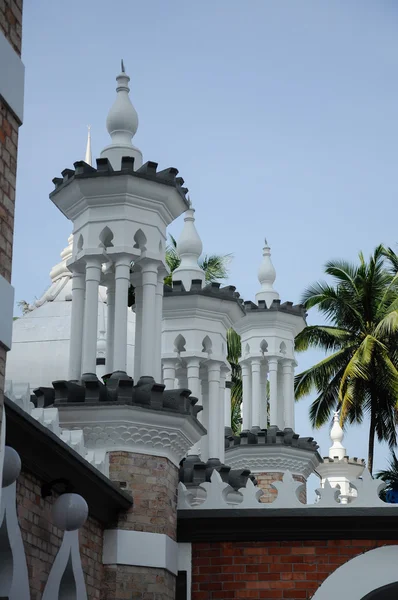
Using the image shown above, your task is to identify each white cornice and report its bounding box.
[57,404,205,467]
[103,530,178,574]
[225,445,321,479]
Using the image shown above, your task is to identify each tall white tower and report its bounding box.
[50,64,189,383]
[234,239,306,431]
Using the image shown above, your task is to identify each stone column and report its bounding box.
[133,276,143,380]
[218,368,227,462]
[187,358,202,457]
[106,277,115,374]
[241,362,252,430]
[283,359,295,430]
[268,357,278,426]
[68,269,85,380]
[260,363,268,429]
[251,358,262,428]
[113,255,131,372]
[224,380,232,428]
[207,362,221,459]
[81,258,102,375]
[200,376,209,461]
[154,272,164,383]
[162,359,177,390]
[140,261,158,377]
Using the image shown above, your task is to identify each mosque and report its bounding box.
[2,64,398,600]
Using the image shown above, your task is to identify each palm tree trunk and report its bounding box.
[368,404,376,475]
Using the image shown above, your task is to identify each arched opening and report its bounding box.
[133,229,147,251]
[244,343,250,356]
[202,336,213,355]
[99,226,114,249]
[312,546,398,600]
[362,583,398,599]
[174,334,186,354]
[260,339,268,354]
[77,234,84,252]
[279,341,287,355]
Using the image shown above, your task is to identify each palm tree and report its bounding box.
[375,453,398,502]
[294,245,398,474]
[227,328,242,433]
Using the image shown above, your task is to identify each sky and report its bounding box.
[12,0,398,484]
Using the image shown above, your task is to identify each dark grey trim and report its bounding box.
[96,358,106,366]
[177,507,398,543]
[4,397,132,525]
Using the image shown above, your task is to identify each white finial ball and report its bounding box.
[52,493,88,531]
[2,446,21,488]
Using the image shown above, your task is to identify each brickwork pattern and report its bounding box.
[256,472,307,504]
[109,451,178,539]
[106,451,179,599]
[101,565,175,600]
[0,0,23,441]
[16,469,104,600]
[192,539,398,599]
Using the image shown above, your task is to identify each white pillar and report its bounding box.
[218,369,227,461]
[251,358,262,428]
[106,278,115,374]
[241,362,252,430]
[283,360,295,430]
[154,272,164,382]
[113,255,131,372]
[140,261,158,377]
[260,363,268,429]
[133,277,143,380]
[207,362,221,459]
[163,359,177,390]
[81,258,102,374]
[68,269,85,380]
[268,357,278,426]
[224,381,232,428]
[186,358,201,400]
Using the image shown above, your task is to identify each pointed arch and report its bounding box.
[260,339,268,354]
[99,226,114,249]
[244,343,250,356]
[279,341,287,355]
[133,229,147,251]
[77,234,84,252]
[174,334,186,354]
[202,336,213,354]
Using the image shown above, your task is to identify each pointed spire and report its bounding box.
[329,411,346,460]
[85,125,92,167]
[172,197,205,291]
[100,61,143,170]
[255,238,279,307]
[49,235,73,283]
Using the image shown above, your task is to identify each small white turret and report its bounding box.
[100,60,143,170]
[172,198,205,291]
[255,238,279,308]
[329,411,346,460]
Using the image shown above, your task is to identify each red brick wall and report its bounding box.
[192,539,398,599]
[256,473,306,504]
[17,469,104,600]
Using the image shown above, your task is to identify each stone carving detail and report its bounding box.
[178,468,393,510]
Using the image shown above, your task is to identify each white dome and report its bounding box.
[6,238,136,391]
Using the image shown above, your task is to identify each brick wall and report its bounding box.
[16,469,104,600]
[256,473,306,504]
[0,0,23,447]
[192,539,398,599]
[106,451,179,599]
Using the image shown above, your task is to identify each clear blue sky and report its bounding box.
[13,0,398,481]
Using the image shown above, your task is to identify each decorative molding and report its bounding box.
[312,546,398,600]
[103,530,178,575]
[0,31,24,123]
[225,444,321,479]
[0,274,14,351]
[58,404,205,467]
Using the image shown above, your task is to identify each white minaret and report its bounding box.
[172,198,206,291]
[317,412,365,504]
[255,239,279,307]
[234,239,306,431]
[100,60,143,171]
[162,205,244,461]
[51,63,189,382]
